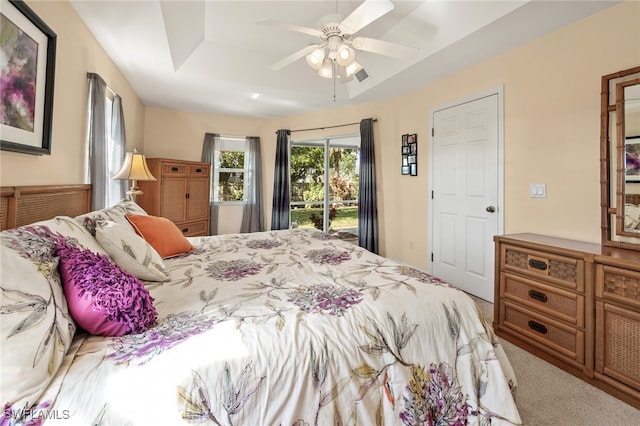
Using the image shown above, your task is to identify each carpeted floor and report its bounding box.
[471,297,640,426]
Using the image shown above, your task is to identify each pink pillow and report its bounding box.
[56,240,157,336]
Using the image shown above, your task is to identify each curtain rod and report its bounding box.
[86,72,117,97]
[277,118,377,134]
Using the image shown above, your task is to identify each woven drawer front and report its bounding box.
[188,164,210,177]
[600,265,640,308]
[163,163,187,176]
[502,301,583,362]
[502,245,581,290]
[597,303,640,390]
[177,220,208,237]
[502,273,582,327]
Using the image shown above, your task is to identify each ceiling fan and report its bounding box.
[257,0,417,81]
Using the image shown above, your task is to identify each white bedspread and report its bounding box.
[35,229,521,425]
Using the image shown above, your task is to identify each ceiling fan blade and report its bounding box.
[256,19,323,38]
[340,0,394,35]
[271,45,321,71]
[352,36,417,60]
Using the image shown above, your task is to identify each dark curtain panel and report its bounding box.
[271,129,291,230]
[240,136,264,233]
[358,119,378,253]
[201,133,220,235]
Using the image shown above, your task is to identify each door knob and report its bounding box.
[486,206,496,213]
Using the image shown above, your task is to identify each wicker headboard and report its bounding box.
[0,185,92,231]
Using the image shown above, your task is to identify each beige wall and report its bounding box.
[2,1,639,272]
[143,107,270,233]
[0,0,145,186]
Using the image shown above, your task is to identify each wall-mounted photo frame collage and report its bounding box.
[401,133,417,176]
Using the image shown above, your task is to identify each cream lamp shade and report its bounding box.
[112,149,156,202]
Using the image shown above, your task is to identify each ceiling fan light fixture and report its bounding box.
[336,65,354,82]
[317,58,334,78]
[336,44,355,67]
[305,47,325,70]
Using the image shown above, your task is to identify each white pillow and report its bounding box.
[0,216,104,411]
[74,199,148,236]
[95,220,170,282]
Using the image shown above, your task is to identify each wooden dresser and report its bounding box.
[494,233,640,409]
[137,158,211,237]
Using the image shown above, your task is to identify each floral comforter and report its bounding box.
[31,229,521,425]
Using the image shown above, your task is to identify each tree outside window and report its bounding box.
[214,140,247,203]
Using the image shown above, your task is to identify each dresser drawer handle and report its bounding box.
[528,320,548,335]
[528,259,548,271]
[171,167,179,172]
[195,168,202,173]
[182,228,189,233]
[528,289,548,303]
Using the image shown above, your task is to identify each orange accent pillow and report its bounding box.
[126,214,193,258]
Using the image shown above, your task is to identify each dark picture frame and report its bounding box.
[401,133,418,176]
[0,0,56,155]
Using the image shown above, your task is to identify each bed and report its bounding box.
[0,185,521,425]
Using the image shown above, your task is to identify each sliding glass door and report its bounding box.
[290,135,360,237]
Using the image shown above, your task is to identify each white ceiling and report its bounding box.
[70,0,620,118]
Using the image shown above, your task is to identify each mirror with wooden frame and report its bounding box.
[601,66,640,250]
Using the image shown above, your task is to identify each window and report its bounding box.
[214,137,248,203]
[290,135,360,234]
[104,94,124,206]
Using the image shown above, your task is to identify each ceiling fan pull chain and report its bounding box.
[332,60,337,102]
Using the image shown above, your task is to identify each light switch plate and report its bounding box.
[530,183,546,198]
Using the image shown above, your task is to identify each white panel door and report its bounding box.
[432,94,499,301]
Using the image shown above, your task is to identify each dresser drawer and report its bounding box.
[188,164,210,177]
[162,162,188,176]
[597,264,640,310]
[501,272,584,327]
[500,244,584,291]
[176,220,209,237]
[500,300,584,364]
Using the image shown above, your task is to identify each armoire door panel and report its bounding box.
[161,178,187,222]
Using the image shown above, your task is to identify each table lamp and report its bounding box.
[112,148,156,202]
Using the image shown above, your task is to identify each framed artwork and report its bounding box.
[401,133,417,176]
[0,0,57,155]
[626,136,640,182]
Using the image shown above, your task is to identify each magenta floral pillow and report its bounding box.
[56,240,157,336]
